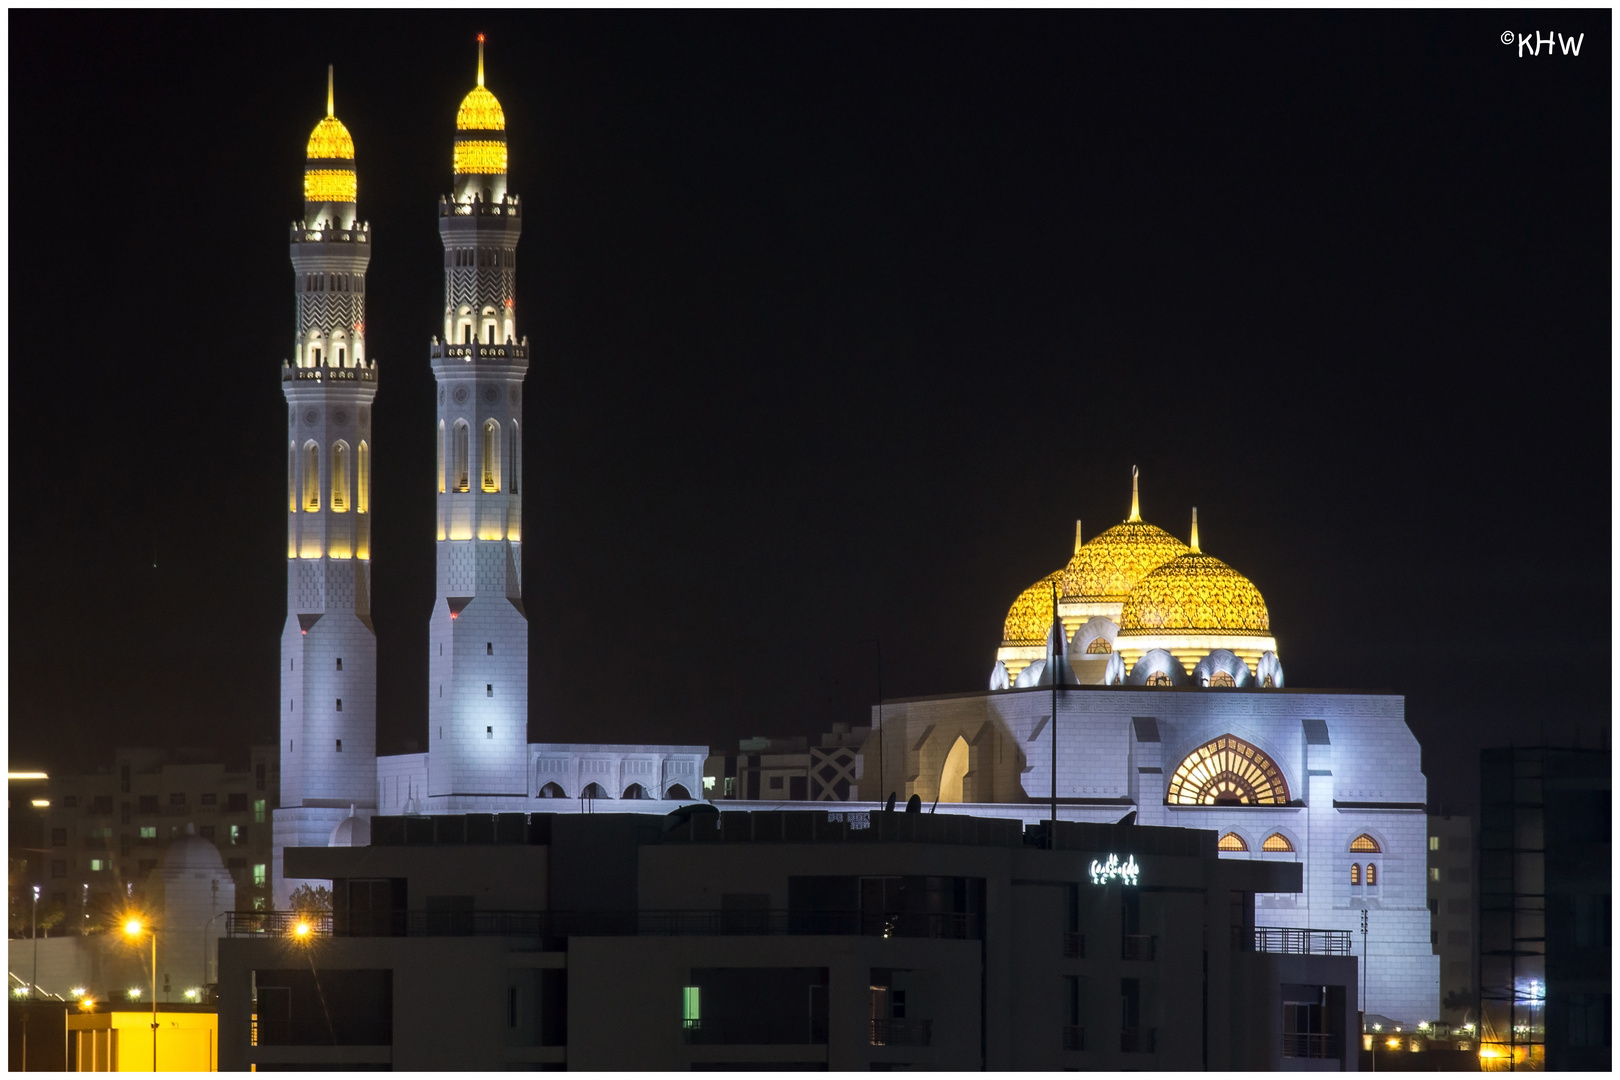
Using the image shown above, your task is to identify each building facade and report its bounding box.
[1426,812,1476,1028]
[219,810,1358,1071]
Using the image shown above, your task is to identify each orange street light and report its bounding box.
[122,917,159,1071]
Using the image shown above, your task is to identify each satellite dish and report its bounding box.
[905,794,922,814]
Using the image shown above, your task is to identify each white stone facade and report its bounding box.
[379,745,707,814]
[855,685,1440,1025]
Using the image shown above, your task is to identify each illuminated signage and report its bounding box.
[1089,853,1140,886]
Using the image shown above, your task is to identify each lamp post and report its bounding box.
[124,918,159,1071]
[31,885,41,999]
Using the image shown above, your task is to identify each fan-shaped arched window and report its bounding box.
[331,441,349,511]
[1166,734,1290,805]
[1086,637,1112,654]
[356,442,369,513]
[1145,671,1173,687]
[452,421,469,492]
[1209,671,1236,687]
[1350,834,1381,853]
[303,442,321,512]
[482,419,500,492]
[1218,832,1248,852]
[1350,863,1361,886]
[1262,833,1294,852]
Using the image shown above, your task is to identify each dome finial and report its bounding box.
[326,65,334,119]
[477,34,486,88]
[1128,465,1141,523]
[1073,519,1083,554]
[1189,507,1200,553]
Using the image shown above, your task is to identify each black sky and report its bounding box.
[8,11,1610,812]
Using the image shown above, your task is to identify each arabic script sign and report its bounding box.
[1089,853,1140,886]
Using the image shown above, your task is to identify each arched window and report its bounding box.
[1209,671,1236,688]
[623,783,646,800]
[1350,863,1361,886]
[538,782,565,799]
[1262,833,1294,852]
[1145,671,1173,687]
[1262,675,1275,688]
[1366,863,1377,886]
[482,419,500,492]
[1086,637,1112,654]
[939,736,969,803]
[331,442,349,511]
[508,422,520,494]
[287,443,296,512]
[452,421,469,492]
[1166,734,1290,806]
[580,782,607,799]
[1350,834,1381,853]
[437,422,446,494]
[1218,832,1248,852]
[356,442,369,513]
[303,442,320,511]
[666,783,691,800]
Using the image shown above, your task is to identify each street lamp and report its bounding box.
[123,917,159,1071]
[31,885,41,999]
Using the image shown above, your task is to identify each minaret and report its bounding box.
[273,68,379,904]
[426,37,529,804]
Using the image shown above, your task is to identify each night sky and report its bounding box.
[8,11,1609,813]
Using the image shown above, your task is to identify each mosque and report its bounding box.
[268,44,1438,1026]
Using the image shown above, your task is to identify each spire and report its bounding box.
[326,65,334,118]
[1073,520,1083,554]
[1190,507,1201,553]
[477,34,485,87]
[1128,465,1141,523]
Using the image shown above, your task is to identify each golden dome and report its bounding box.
[1060,520,1189,603]
[1002,570,1063,646]
[456,85,506,132]
[1117,553,1271,635]
[306,116,355,160]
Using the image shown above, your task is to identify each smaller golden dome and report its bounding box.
[306,116,355,160]
[1117,552,1271,635]
[456,85,506,132]
[1061,520,1189,603]
[1002,570,1063,646]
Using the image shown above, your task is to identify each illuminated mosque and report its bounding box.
[268,45,1439,1027]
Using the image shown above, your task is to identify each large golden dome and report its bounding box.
[1117,553,1271,635]
[1060,520,1189,603]
[1002,570,1063,646]
[306,116,355,160]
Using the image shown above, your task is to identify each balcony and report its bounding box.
[869,1019,931,1047]
[1242,926,1353,955]
[1282,1032,1341,1059]
[1120,1027,1157,1053]
[1062,1025,1085,1051]
[1062,931,1085,959]
[1121,934,1157,961]
[429,342,528,364]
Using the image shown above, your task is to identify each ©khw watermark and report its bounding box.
[1503,31,1584,57]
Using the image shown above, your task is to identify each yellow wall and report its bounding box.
[69,1010,217,1072]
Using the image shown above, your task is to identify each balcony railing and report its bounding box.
[1062,931,1085,959]
[1243,927,1353,955]
[1062,1025,1085,1051]
[869,1019,931,1047]
[1120,1027,1157,1053]
[227,909,981,942]
[1121,934,1157,961]
[1282,1032,1341,1059]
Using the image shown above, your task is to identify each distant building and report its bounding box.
[1426,812,1476,1027]
[219,809,1358,1071]
[703,726,868,803]
[1478,746,1610,1071]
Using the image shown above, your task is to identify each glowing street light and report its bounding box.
[294,920,312,939]
[122,917,160,1070]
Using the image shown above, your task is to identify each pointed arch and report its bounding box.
[939,736,969,803]
[330,440,349,511]
[1217,831,1248,852]
[1262,832,1294,852]
[481,419,501,492]
[1349,834,1380,853]
[302,441,321,511]
[437,421,446,494]
[287,442,297,512]
[665,783,692,800]
[538,782,565,798]
[1166,734,1290,806]
[580,782,607,800]
[508,420,520,494]
[356,441,369,513]
[452,420,470,492]
[623,783,646,800]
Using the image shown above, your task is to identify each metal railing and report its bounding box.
[1062,1025,1085,1051]
[1121,934,1157,961]
[227,909,980,941]
[1062,931,1085,959]
[1281,1032,1341,1059]
[869,1019,931,1047]
[1243,927,1353,955]
[1120,1027,1157,1053]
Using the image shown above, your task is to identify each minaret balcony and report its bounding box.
[432,343,528,363]
[440,200,522,220]
[289,225,371,244]
[283,366,377,383]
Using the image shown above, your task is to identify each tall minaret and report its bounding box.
[426,37,530,805]
[273,68,380,905]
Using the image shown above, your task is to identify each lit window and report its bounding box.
[453,422,470,492]
[1262,833,1293,852]
[1429,836,1440,851]
[1429,867,1439,882]
[1350,834,1380,853]
[1086,637,1112,654]
[253,864,267,887]
[356,441,370,514]
[331,441,349,511]
[482,420,501,492]
[1167,734,1290,806]
[252,800,266,824]
[1351,863,1360,886]
[1218,832,1247,852]
[89,859,105,872]
[230,825,242,845]
[437,422,446,494]
[682,986,701,1028]
[1366,863,1377,886]
[1208,671,1236,687]
[1145,671,1173,687]
[702,776,716,792]
[303,442,321,511]
[139,826,156,840]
